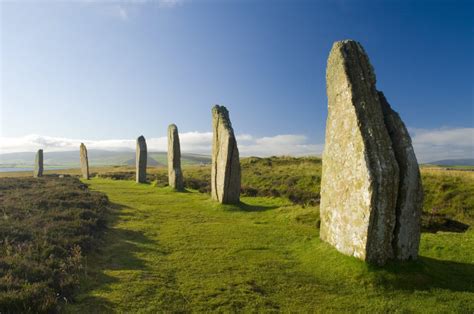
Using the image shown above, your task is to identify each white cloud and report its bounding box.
[1,127,472,162]
[157,0,182,8]
[243,135,323,157]
[0,132,322,157]
[115,5,129,20]
[89,0,182,21]
[409,127,474,163]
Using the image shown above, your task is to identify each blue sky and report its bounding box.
[1,0,473,162]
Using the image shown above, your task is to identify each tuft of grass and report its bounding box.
[0,176,110,313]
[66,178,473,312]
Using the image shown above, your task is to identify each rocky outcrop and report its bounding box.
[211,105,241,204]
[80,143,90,180]
[33,149,43,178]
[379,92,423,260]
[136,135,147,183]
[168,124,184,190]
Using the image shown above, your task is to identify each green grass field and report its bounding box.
[66,178,474,313]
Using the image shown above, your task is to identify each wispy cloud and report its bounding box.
[1,127,472,162]
[115,5,129,20]
[89,0,183,21]
[409,127,474,162]
[0,133,322,157]
[157,0,182,8]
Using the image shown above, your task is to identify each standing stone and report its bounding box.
[80,143,90,180]
[320,40,400,265]
[168,124,184,190]
[379,92,423,261]
[33,149,43,178]
[211,105,241,204]
[136,135,147,183]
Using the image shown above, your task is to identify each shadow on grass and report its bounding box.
[220,201,280,212]
[421,213,470,233]
[70,202,165,310]
[166,187,193,193]
[366,256,474,293]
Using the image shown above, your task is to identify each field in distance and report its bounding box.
[0,150,211,171]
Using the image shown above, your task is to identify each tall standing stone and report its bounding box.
[320,40,400,265]
[211,105,241,204]
[80,143,90,180]
[168,124,184,190]
[33,149,43,178]
[379,92,423,260]
[136,135,147,183]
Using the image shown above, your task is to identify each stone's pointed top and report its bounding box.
[212,104,229,116]
[335,39,357,45]
[136,136,147,151]
[328,39,376,87]
[212,105,233,131]
[80,142,86,148]
[212,104,225,110]
[331,39,364,51]
[38,149,43,153]
[168,124,178,131]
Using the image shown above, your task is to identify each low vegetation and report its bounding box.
[66,179,473,312]
[421,168,474,225]
[0,157,472,312]
[0,176,110,313]
[96,156,473,229]
[98,156,322,204]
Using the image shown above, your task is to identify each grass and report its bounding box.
[421,168,474,226]
[94,156,322,204]
[89,156,473,230]
[65,178,473,312]
[0,176,109,313]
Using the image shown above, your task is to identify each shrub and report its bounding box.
[0,176,110,313]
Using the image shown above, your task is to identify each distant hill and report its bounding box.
[427,159,474,166]
[0,150,211,169]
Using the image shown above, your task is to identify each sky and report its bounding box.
[1,0,473,162]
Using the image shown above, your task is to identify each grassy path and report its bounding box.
[67,179,473,312]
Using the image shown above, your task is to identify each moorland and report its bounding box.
[1,156,472,312]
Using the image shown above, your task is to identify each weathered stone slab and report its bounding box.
[211,105,241,204]
[168,124,184,191]
[136,135,147,183]
[33,149,43,178]
[379,92,423,260]
[320,40,400,265]
[80,143,90,180]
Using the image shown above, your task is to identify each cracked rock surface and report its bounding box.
[380,92,423,261]
[320,40,422,265]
